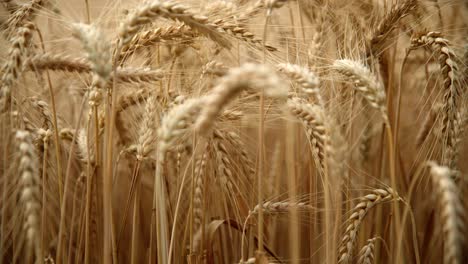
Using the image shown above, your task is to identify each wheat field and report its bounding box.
[0,0,467,263]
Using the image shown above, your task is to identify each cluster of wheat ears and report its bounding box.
[0,0,467,263]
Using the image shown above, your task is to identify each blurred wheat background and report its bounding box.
[0,0,467,263]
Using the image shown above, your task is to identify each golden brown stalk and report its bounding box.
[410,31,461,166]
[332,59,388,122]
[16,130,42,264]
[0,22,35,111]
[338,188,400,264]
[428,162,465,264]
[358,238,377,264]
[196,63,286,135]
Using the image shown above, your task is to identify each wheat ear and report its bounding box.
[5,0,45,35]
[358,237,377,264]
[410,32,461,166]
[338,187,400,264]
[193,150,208,232]
[287,97,328,170]
[118,0,230,52]
[73,23,111,107]
[152,97,206,263]
[0,22,35,111]
[119,23,196,59]
[136,93,159,160]
[16,130,42,264]
[428,162,465,264]
[196,63,286,135]
[277,63,322,105]
[26,53,164,84]
[368,0,416,56]
[251,201,314,216]
[332,59,388,122]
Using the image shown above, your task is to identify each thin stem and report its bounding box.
[40,138,49,263]
[36,26,63,208]
[117,160,141,249]
[56,95,88,263]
